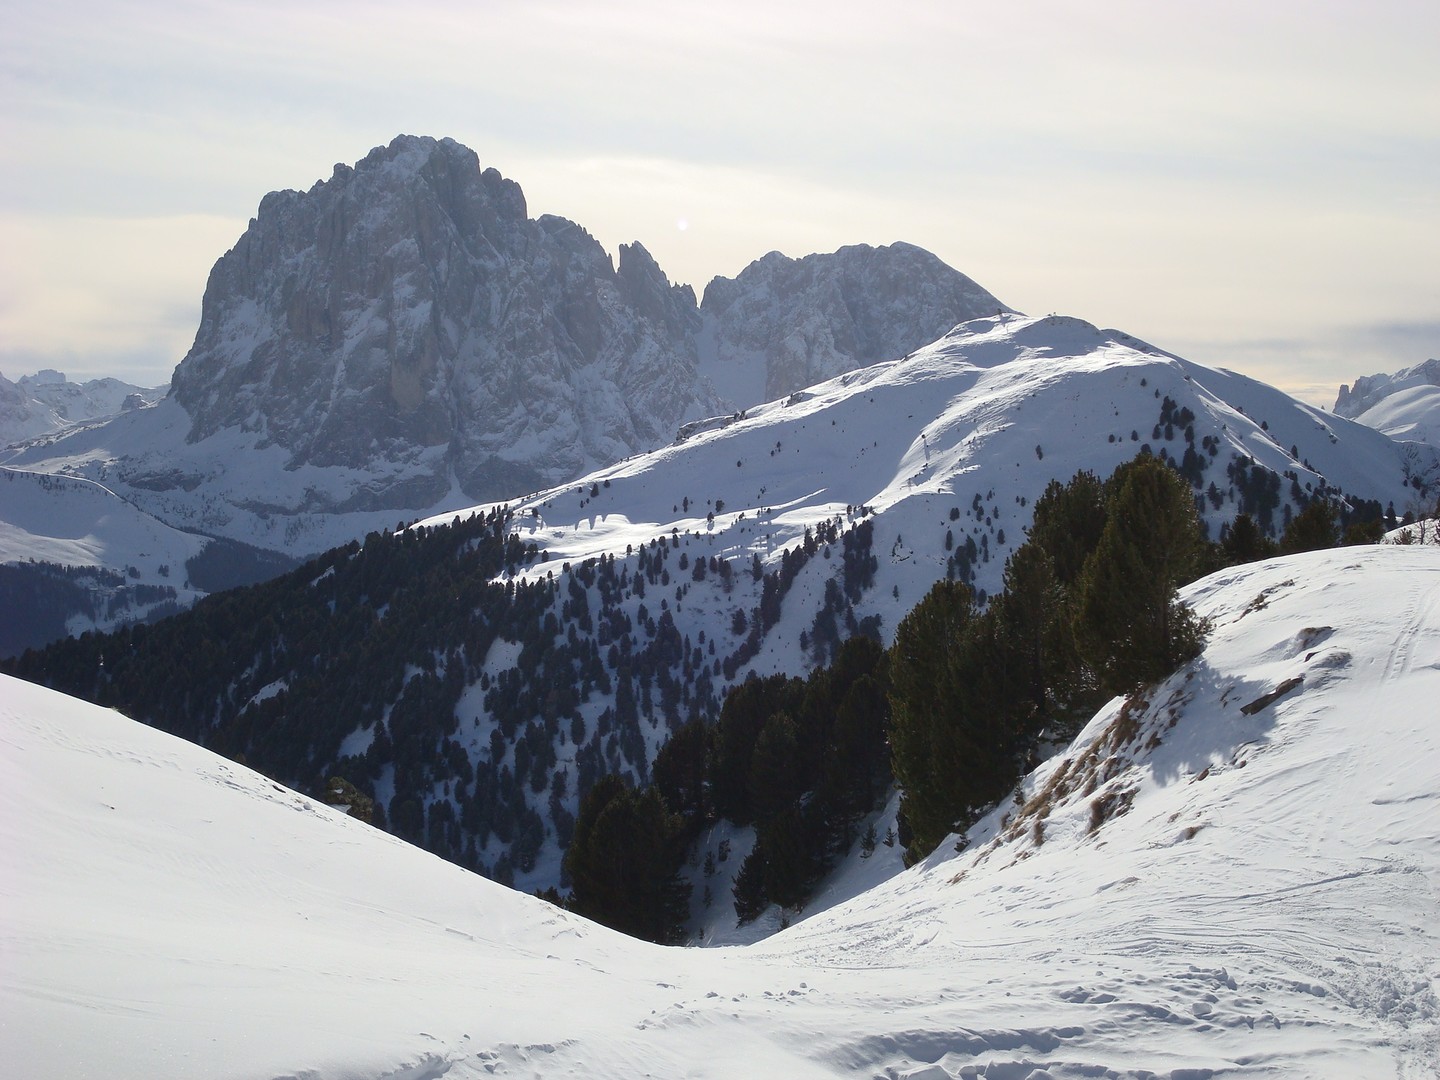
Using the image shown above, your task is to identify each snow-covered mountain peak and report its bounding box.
[1335,357,1440,418]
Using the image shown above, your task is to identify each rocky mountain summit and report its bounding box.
[159,134,1004,510]
[169,135,711,506]
[698,242,1010,406]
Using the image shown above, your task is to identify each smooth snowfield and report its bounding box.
[4,547,1439,1078]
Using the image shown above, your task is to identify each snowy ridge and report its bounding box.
[0,465,204,576]
[0,465,206,649]
[443,313,1429,591]
[4,545,1438,1078]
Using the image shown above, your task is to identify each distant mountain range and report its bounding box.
[0,369,165,448]
[0,135,1007,649]
[1,134,1434,663]
[1335,357,1440,446]
[156,133,1009,514]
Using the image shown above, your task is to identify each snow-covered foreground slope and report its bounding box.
[5,546,1438,1078]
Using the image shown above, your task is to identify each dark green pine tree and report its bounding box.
[563,777,689,944]
[823,669,891,820]
[749,712,805,822]
[887,580,1020,863]
[708,674,805,825]
[1221,511,1278,565]
[650,718,709,835]
[1027,470,1108,586]
[989,542,1063,735]
[756,805,821,909]
[1073,454,1209,698]
[731,844,768,923]
[1279,499,1339,554]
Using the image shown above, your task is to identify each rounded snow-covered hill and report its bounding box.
[5,545,1437,1078]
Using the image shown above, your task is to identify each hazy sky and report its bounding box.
[4,1,1437,405]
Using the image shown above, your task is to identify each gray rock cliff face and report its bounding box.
[172,135,707,505]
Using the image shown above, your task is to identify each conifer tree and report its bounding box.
[1028,470,1108,586]
[749,712,804,822]
[1279,499,1339,554]
[1221,512,1277,565]
[1073,454,1208,698]
[888,581,1021,862]
[651,719,709,834]
[564,777,689,943]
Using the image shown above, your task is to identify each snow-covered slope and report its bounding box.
[5,544,1437,1079]
[1352,384,1440,448]
[0,467,208,653]
[0,450,295,654]
[0,467,204,577]
[1335,358,1440,448]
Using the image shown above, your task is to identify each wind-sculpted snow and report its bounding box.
[4,546,1438,1078]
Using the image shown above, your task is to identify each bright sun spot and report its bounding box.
[676,218,688,232]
